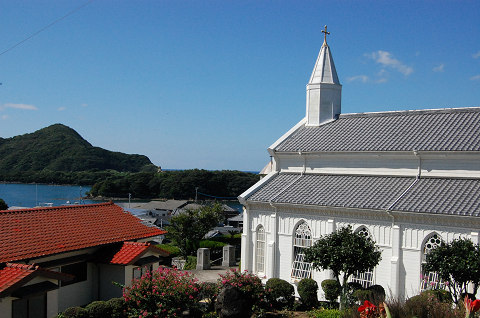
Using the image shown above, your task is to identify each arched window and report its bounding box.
[421,233,445,291]
[349,226,375,288]
[256,226,266,274]
[291,222,313,280]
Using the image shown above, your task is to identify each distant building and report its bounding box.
[239,29,480,300]
[0,202,169,317]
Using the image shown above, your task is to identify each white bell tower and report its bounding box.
[306,26,342,126]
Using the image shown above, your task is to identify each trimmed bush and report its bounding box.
[156,244,180,257]
[309,308,342,318]
[352,289,372,302]
[321,279,341,303]
[106,297,126,318]
[62,306,88,318]
[367,284,386,302]
[85,301,112,318]
[297,278,318,309]
[199,240,228,249]
[265,278,295,310]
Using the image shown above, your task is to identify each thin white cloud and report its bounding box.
[1,103,38,111]
[473,51,480,59]
[58,107,66,111]
[81,103,88,107]
[366,50,414,76]
[346,75,369,83]
[1,115,8,120]
[470,75,480,81]
[433,64,445,72]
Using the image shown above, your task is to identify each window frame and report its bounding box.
[291,222,313,280]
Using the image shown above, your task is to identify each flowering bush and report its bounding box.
[123,267,200,318]
[217,269,265,308]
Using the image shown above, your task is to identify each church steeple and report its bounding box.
[306,26,342,126]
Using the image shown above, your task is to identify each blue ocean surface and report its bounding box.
[0,183,97,208]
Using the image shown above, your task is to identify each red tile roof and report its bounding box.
[0,202,166,263]
[0,263,72,297]
[110,242,170,265]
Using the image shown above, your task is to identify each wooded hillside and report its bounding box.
[0,124,155,184]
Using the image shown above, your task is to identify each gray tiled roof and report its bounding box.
[275,107,480,152]
[247,173,480,217]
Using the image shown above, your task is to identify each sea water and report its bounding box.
[0,183,96,208]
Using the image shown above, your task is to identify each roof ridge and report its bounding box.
[339,106,480,119]
[0,201,114,214]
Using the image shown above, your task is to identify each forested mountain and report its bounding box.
[0,124,155,184]
[88,169,260,200]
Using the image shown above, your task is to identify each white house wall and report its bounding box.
[58,262,97,312]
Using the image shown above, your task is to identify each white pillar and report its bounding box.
[267,212,277,278]
[471,232,479,244]
[241,207,251,272]
[390,225,401,299]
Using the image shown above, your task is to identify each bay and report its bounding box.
[0,183,98,208]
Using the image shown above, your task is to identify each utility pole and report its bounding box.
[195,187,199,202]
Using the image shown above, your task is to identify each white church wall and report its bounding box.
[275,152,480,179]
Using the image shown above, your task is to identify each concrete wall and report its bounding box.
[99,264,125,301]
[57,262,97,312]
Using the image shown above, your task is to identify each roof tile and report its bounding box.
[0,202,166,263]
[275,108,480,152]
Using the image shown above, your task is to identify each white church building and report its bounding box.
[238,28,480,300]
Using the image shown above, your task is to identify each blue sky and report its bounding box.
[0,1,479,171]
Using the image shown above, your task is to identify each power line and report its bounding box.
[0,0,94,57]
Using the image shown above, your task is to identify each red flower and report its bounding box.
[472,299,480,313]
[358,300,376,313]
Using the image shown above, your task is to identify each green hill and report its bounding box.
[0,124,155,184]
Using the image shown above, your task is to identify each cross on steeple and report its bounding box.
[322,25,330,44]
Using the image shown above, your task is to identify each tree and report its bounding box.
[166,203,223,258]
[303,226,381,309]
[0,198,8,210]
[423,238,480,304]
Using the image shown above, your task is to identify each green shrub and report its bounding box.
[265,278,295,310]
[404,292,461,318]
[85,301,112,318]
[298,278,318,309]
[62,306,88,318]
[184,255,197,270]
[308,308,342,318]
[106,297,126,318]
[347,282,363,292]
[367,284,385,302]
[321,279,341,304]
[352,289,372,302]
[423,289,452,303]
[199,240,227,249]
[156,244,181,257]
